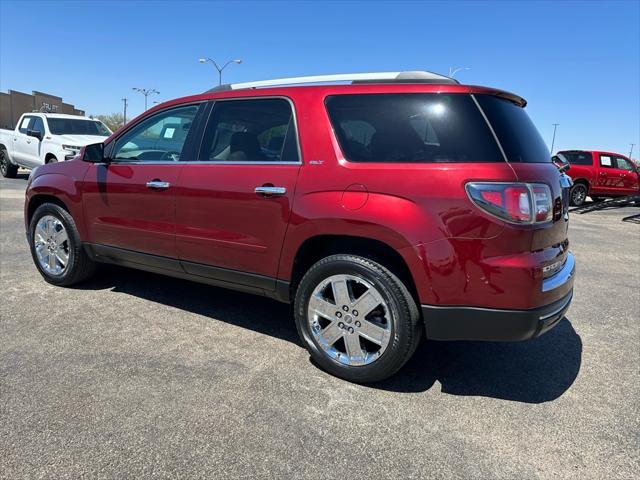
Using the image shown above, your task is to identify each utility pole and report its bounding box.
[121,98,128,125]
[550,123,560,155]
[629,143,635,160]
[132,87,160,111]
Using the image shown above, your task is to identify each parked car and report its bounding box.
[553,150,640,205]
[23,71,575,383]
[0,113,112,177]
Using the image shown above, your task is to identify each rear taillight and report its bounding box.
[466,182,553,224]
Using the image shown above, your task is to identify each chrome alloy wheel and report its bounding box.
[34,215,70,276]
[307,274,392,366]
[571,184,587,205]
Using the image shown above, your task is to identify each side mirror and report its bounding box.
[83,142,107,163]
[26,129,42,141]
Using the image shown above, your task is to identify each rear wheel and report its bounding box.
[28,203,96,286]
[294,254,422,383]
[0,148,18,178]
[570,183,588,206]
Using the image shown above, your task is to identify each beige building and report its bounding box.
[0,90,85,129]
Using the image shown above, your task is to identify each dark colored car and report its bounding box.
[24,71,575,383]
[554,150,639,205]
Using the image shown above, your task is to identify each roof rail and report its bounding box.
[206,70,458,92]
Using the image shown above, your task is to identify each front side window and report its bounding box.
[475,95,550,163]
[615,157,635,171]
[200,98,298,162]
[325,94,503,163]
[19,116,34,134]
[112,105,199,161]
[47,118,112,136]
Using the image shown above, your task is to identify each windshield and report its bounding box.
[475,95,550,163]
[47,118,112,136]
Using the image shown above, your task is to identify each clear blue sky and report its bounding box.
[1,0,638,158]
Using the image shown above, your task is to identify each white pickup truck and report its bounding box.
[0,113,112,177]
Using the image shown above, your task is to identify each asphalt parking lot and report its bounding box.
[1,171,638,479]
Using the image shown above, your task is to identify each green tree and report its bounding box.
[93,113,124,133]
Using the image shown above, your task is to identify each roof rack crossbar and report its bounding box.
[207,70,458,92]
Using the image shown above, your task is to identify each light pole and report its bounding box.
[550,123,560,155]
[199,58,242,85]
[132,87,159,111]
[121,98,128,125]
[448,66,470,78]
[630,143,635,160]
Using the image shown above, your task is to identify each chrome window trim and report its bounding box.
[197,95,303,165]
[470,94,509,163]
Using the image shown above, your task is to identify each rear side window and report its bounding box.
[325,94,503,163]
[560,151,593,165]
[475,95,550,163]
[200,98,299,163]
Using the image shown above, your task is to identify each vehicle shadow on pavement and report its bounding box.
[80,266,581,404]
[377,318,582,403]
[79,265,299,343]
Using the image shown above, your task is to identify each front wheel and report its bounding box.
[294,254,422,383]
[570,183,588,206]
[0,148,18,178]
[28,203,96,286]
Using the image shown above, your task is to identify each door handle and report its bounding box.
[599,172,606,176]
[146,180,171,189]
[255,185,286,196]
[620,173,626,177]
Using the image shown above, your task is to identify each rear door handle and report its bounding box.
[255,186,286,196]
[146,180,171,189]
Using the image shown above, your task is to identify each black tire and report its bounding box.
[294,254,422,383]
[0,148,18,178]
[569,183,588,206]
[28,203,96,286]
[46,156,58,164]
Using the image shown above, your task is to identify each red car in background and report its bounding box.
[554,150,640,206]
[22,71,575,382]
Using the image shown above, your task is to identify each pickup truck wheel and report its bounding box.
[569,183,587,206]
[28,203,96,286]
[0,148,18,178]
[294,254,421,383]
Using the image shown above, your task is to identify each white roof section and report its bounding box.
[208,70,457,92]
[32,112,95,120]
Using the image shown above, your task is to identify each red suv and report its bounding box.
[554,150,640,206]
[24,71,575,383]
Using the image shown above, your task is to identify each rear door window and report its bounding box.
[599,155,614,168]
[199,98,299,163]
[475,95,550,163]
[325,94,503,163]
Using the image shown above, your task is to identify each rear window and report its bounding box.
[560,151,593,165]
[325,94,503,163]
[475,95,550,163]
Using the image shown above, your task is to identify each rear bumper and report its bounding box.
[423,289,573,342]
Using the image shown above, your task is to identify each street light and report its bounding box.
[121,98,128,125]
[199,58,242,85]
[448,66,471,78]
[132,87,160,111]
